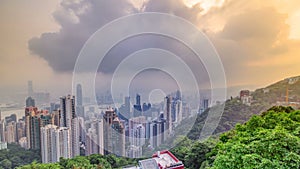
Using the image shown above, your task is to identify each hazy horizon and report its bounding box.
[1,0,300,103]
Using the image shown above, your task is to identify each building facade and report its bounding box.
[41,124,71,163]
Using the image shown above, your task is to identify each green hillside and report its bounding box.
[253,76,300,104]
[186,76,300,140]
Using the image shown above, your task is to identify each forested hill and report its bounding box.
[253,75,300,104]
[185,75,300,140]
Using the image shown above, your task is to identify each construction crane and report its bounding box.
[286,85,289,104]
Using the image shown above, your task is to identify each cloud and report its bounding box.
[29,0,135,73]
[29,0,212,91]
[28,0,300,89]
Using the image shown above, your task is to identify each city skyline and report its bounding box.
[0,0,300,102]
[0,1,299,168]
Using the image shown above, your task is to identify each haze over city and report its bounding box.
[0,1,300,169]
[0,0,300,102]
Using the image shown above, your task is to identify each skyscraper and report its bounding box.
[71,117,80,157]
[41,124,71,163]
[60,95,75,128]
[103,108,125,156]
[76,84,83,106]
[164,96,172,137]
[76,84,84,118]
[26,97,35,107]
[25,107,52,150]
[5,121,17,143]
[133,94,142,117]
[136,94,141,106]
[60,95,80,157]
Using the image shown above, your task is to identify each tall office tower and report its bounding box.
[133,94,142,117]
[136,94,141,106]
[41,124,71,163]
[103,108,125,156]
[4,121,17,143]
[26,97,35,107]
[60,95,80,157]
[76,84,83,106]
[76,84,84,118]
[28,80,34,97]
[25,107,52,150]
[164,96,172,137]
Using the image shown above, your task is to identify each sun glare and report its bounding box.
[184,0,225,13]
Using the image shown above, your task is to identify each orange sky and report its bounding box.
[0,0,299,98]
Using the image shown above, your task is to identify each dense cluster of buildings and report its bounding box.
[0,81,208,164]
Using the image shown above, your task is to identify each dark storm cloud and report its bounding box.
[28,0,298,89]
[28,0,202,73]
[28,0,135,73]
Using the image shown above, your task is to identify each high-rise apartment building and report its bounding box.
[5,121,17,143]
[60,95,80,157]
[76,84,84,117]
[25,107,52,150]
[103,108,125,156]
[164,96,172,137]
[41,124,71,163]
[76,84,83,106]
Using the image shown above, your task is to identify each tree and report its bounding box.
[0,159,12,169]
[209,108,300,169]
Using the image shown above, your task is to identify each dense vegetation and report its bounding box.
[18,154,139,169]
[169,106,300,169]
[0,143,40,169]
[16,106,300,169]
[206,106,300,169]
[186,97,270,140]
